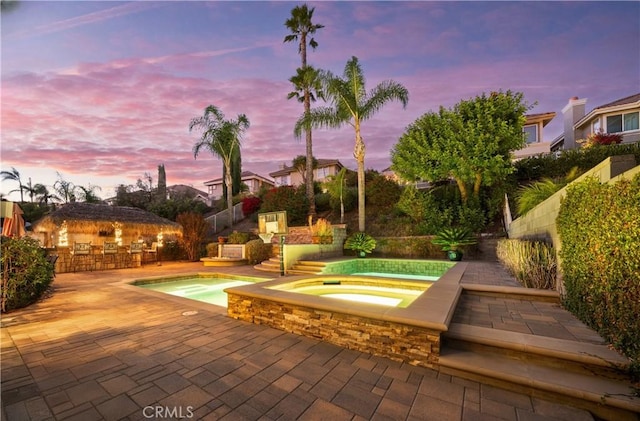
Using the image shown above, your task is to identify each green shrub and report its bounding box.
[259,186,308,226]
[365,174,401,207]
[161,240,187,261]
[227,231,249,244]
[514,143,640,183]
[314,192,331,212]
[557,174,640,374]
[205,242,218,257]
[496,239,557,289]
[396,184,429,223]
[245,239,273,265]
[374,236,444,259]
[1,236,55,312]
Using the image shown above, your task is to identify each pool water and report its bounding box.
[352,272,439,282]
[137,277,252,307]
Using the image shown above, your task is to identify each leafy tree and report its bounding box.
[259,186,308,226]
[176,212,208,261]
[284,4,324,218]
[1,167,24,202]
[295,56,409,232]
[190,105,249,228]
[392,90,529,204]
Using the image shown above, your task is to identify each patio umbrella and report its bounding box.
[1,202,26,238]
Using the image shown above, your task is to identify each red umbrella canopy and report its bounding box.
[1,202,26,238]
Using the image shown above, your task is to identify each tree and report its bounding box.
[1,167,24,202]
[77,184,102,203]
[190,105,249,228]
[295,56,408,232]
[31,184,53,206]
[284,4,324,219]
[53,173,77,204]
[176,212,208,261]
[322,167,347,223]
[392,90,529,204]
[157,164,167,202]
[291,155,318,185]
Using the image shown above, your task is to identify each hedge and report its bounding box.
[1,236,55,312]
[557,173,640,373]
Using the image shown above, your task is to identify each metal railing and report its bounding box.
[205,202,244,233]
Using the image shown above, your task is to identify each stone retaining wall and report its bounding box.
[227,293,442,367]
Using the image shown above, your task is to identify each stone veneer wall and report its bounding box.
[320,258,454,277]
[47,246,140,273]
[227,294,442,368]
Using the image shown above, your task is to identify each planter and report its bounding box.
[311,236,333,245]
[447,250,463,261]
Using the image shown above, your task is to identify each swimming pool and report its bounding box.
[134,274,269,307]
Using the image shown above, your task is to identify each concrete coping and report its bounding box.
[224,262,467,332]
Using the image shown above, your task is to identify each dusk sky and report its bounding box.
[1,1,639,202]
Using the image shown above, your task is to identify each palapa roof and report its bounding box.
[32,203,182,235]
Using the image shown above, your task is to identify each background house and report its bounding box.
[551,93,640,152]
[514,112,557,159]
[269,159,344,187]
[203,171,274,203]
[167,184,209,204]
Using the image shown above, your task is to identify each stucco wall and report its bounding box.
[508,154,638,249]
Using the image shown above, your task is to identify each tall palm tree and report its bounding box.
[295,56,409,232]
[1,167,24,202]
[190,105,249,228]
[284,4,323,218]
[53,173,77,204]
[77,184,103,203]
[34,184,55,206]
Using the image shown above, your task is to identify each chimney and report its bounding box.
[561,96,587,150]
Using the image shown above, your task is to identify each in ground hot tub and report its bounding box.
[268,276,433,308]
[225,262,467,368]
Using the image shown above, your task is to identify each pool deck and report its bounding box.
[0,260,633,420]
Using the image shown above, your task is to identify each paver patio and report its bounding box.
[0,261,621,420]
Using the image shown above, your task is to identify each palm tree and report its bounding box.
[323,167,347,224]
[53,173,77,203]
[1,167,24,202]
[295,56,409,232]
[77,184,103,203]
[284,4,324,218]
[34,184,55,206]
[190,105,249,228]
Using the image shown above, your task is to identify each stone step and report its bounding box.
[444,323,630,372]
[287,269,322,275]
[438,348,640,421]
[295,260,328,268]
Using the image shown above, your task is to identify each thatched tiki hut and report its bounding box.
[33,203,182,247]
[32,203,182,272]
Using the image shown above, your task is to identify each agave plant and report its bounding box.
[344,232,376,256]
[431,227,477,252]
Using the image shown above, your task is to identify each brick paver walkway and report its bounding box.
[1,261,597,420]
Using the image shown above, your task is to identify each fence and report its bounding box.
[205,203,245,233]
